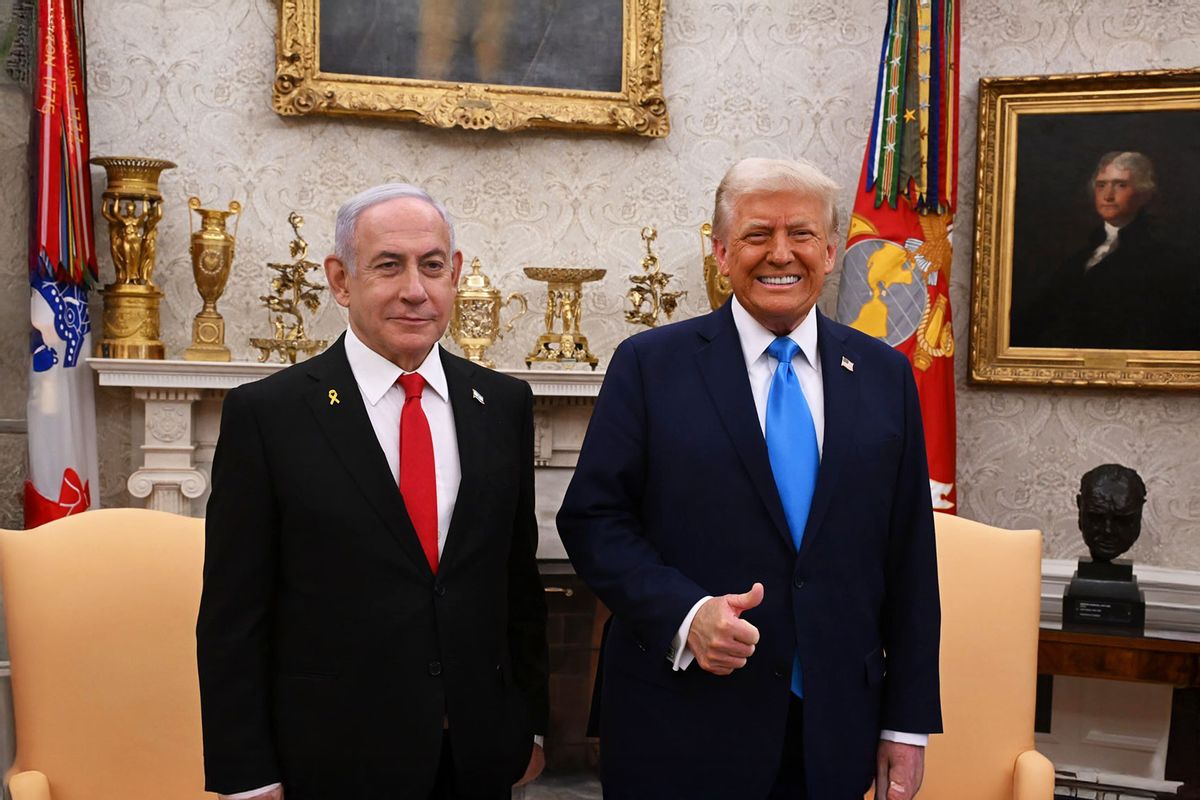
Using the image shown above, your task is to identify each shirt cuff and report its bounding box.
[667,596,712,671]
[222,784,281,800]
[880,730,928,747]
[533,734,544,748]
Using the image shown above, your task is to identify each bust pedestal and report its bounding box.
[1063,558,1146,636]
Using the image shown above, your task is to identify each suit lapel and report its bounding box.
[437,348,488,573]
[798,310,859,561]
[302,336,433,576]
[694,304,793,550]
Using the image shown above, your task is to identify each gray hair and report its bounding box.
[1093,151,1156,196]
[712,157,841,241]
[333,183,457,273]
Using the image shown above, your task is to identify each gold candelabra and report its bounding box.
[249,212,329,363]
[625,226,685,328]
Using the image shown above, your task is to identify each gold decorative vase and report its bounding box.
[700,222,732,311]
[184,197,242,362]
[522,267,605,370]
[449,257,528,367]
[91,156,177,359]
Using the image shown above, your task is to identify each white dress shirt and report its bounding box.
[667,298,926,748]
[345,326,460,552]
[1084,222,1120,270]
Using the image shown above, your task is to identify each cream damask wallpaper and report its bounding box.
[1,0,1198,566]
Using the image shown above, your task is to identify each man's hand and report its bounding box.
[514,743,545,787]
[219,786,283,800]
[875,740,925,800]
[685,582,763,675]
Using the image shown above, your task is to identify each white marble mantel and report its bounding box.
[89,357,604,558]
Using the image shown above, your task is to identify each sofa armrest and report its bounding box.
[1013,749,1055,800]
[8,770,52,800]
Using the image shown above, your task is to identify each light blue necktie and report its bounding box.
[764,336,820,697]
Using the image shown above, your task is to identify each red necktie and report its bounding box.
[398,373,438,573]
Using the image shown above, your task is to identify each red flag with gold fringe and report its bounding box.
[26,0,99,527]
[835,0,960,512]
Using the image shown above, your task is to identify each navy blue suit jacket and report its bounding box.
[558,304,941,799]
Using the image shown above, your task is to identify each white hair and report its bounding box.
[333,183,457,273]
[1093,151,1156,196]
[712,157,841,240]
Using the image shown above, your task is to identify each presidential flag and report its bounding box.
[835,0,960,512]
[25,0,99,527]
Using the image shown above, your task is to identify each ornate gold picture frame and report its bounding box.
[970,69,1200,389]
[274,0,668,137]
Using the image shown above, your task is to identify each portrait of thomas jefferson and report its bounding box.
[1010,148,1200,351]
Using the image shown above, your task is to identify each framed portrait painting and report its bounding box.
[969,69,1200,389]
[274,0,668,137]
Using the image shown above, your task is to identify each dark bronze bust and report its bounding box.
[1076,464,1147,563]
[1063,464,1147,635]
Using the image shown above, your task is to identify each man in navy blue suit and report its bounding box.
[558,158,941,799]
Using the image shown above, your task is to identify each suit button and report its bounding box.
[433,582,446,597]
[773,668,786,679]
[793,577,805,589]
[428,660,442,676]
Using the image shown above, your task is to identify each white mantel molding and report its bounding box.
[88,357,605,397]
[1040,558,1200,639]
[88,357,603,527]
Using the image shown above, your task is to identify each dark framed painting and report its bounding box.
[970,69,1200,389]
[274,0,668,137]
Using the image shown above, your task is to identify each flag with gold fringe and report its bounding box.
[835,0,959,512]
[25,0,99,527]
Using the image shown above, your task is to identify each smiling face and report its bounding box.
[1093,163,1148,227]
[712,189,836,335]
[325,196,462,371]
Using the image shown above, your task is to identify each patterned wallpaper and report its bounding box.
[1,0,1197,567]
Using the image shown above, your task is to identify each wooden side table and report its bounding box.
[1038,628,1200,797]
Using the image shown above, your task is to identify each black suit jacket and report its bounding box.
[558,305,941,799]
[197,337,548,799]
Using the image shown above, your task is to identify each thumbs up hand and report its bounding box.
[686,582,764,675]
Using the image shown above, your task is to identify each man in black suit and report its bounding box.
[1012,151,1199,350]
[558,158,941,799]
[197,184,548,800]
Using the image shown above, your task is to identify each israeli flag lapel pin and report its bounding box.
[472,388,485,405]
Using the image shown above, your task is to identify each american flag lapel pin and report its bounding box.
[841,356,855,372]
[472,388,485,405]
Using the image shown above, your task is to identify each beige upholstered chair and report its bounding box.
[0,508,213,799]
[872,513,1054,799]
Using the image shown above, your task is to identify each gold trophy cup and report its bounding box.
[91,156,177,359]
[184,197,242,361]
[449,257,528,367]
[522,267,605,370]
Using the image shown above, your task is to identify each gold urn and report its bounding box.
[449,257,528,367]
[91,156,177,359]
[700,222,732,310]
[184,197,242,361]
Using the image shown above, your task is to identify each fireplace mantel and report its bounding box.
[89,357,604,558]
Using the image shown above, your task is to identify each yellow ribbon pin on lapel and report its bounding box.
[328,389,340,405]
